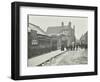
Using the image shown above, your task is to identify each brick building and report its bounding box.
[28,23,53,58]
[46,22,76,49]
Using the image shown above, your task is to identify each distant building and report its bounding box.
[46,22,76,49]
[80,31,88,45]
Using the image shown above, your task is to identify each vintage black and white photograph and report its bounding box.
[27,15,88,67]
[11,2,97,80]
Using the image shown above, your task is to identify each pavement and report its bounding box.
[28,49,65,66]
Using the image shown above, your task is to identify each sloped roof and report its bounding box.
[46,25,73,35]
[28,23,46,35]
[47,26,61,34]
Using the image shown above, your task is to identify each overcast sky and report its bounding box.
[29,15,88,39]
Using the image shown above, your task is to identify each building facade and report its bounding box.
[28,23,58,58]
[46,22,76,49]
[80,31,88,49]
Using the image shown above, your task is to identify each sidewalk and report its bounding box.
[28,50,65,66]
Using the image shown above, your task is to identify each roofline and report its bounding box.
[29,23,46,34]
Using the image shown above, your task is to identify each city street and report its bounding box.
[28,48,88,66]
[41,48,88,66]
